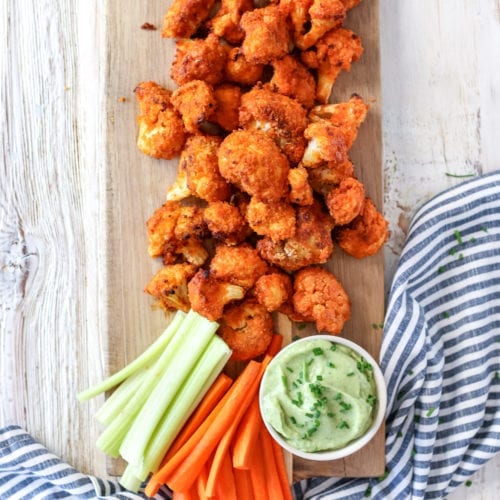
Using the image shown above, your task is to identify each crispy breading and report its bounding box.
[253,270,293,312]
[282,0,346,50]
[325,176,365,225]
[335,197,389,259]
[210,243,268,289]
[292,265,351,334]
[171,34,227,87]
[208,0,253,44]
[302,120,349,167]
[188,268,245,321]
[203,201,251,245]
[307,159,354,195]
[224,47,264,86]
[269,55,316,109]
[218,299,274,361]
[162,0,216,38]
[218,130,290,202]
[301,27,363,103]
[134,81,186,159]
[240,4,290,64]
[246,198,296,241]
[288,166,314,206]
[341,0,363,10]
[171,80,217,134]
[144,263,197,312]
[212,84,242,132]
[239,87,308,165]
[257,200,334,272]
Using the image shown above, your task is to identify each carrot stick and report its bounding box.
[271,438,292,500]
[248,432,269,500]
[213,451,237,500]
[162,361,263,492]
[232,396,262,470]
[196,463,209,500]
[233,467,255,500]
[145,373,232,497]
[172,486,199,500]
[260,426,285,500]
[266,334,283,357]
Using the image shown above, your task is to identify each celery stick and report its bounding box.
[119,463,144,493]
[94,367,149,426]
[135,336,231,479]
[119,310,219,467]
[77,311,186,402]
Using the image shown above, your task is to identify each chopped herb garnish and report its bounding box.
[408,370,414,375]
[414,415,420,424]
[458,253,464,260]
[330,343,337,351]
[286,366,294,373]
[454,230,463,245]
[426,407,436,417]
[305,412,314,418]
[481,225,488,233]
[337,420,350,429]
[290,416,297,425]
[470,237,476,243]
[312,347,324,356]
[306,358,314,366]
[364,485,372,497]
[397,431,403,438]
[316,375,323,381]
[367,394,377,406]
[378,468,389,482]
[328,362,336,368]
[309,383,323,398]
[334,392,342,401]
[371,323,379,330]
[445,172,475,178]
[281,375,288,389]
[327,412,334,418]
[340,401,352,412]
[357,360,373,375]
[297,323,307,330]
[396,390,405,400]
[347,372,355,377]
[438,266,445,274]
[443,311,450,318]
[449,247,456,256]
[465,480,472,487]
[292,335,301,341]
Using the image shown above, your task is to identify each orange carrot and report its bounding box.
[266,334,283,357]
[162,361,263,492]
[248,431,269,500]
[232,396,262,470]
[196,463,209,500]
[260,426,286,500]
[144,373,232,497]
[213,450,237,499]
[271,438,292,500]
[172,486,199,500]
[233,467,255,500]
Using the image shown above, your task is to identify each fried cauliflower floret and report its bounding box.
[144,263,197,312]
[325,176,365,225]
[171,80,217,134]
[219,299,274,361]
[134,81,186,159]
[210,243,268,289]
[335,197,389,259]
[269,55,316,109]
[341,0,363,10]
[246,198,296,241]
[257,200,334,272]
[188,269,246,321]
[239,87,308,165]
[288,166,314,205]
[208,0,253,44]
[224,47,264,86]
[282,0,346,50]
[162,0,216,38]
[301,28,363,103]
[292,266,351,334]
[302,121,348,167]
[212,84,242,132]
[146,202,208,266]
[309,94,369,150]
[171,34,227,87]
[218,130,290,203]
[179,135,231,202]
[253,270,293,312]
[203,201,251,245]
[240,4,290,64]
[307,159,354,195]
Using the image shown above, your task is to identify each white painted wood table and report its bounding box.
[1,0,499,498]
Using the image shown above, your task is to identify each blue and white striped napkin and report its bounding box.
[1,171,499,499]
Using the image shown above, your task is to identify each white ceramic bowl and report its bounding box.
[259,334,387,461]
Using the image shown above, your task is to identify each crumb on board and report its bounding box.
[118,96,127,102]
[141,22,157,31]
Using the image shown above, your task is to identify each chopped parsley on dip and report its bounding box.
[260,338,377,453]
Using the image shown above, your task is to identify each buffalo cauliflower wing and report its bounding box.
[162,0,216,39]
[257,200,334,272]
[239,86,308,165]
[301,27,364,103]
[208,0,253,44]
[210,243,268,289]
[240,4,290,64]
[288,166,314,206]
[212,84,242,132]
[134,81,186,159]
[292,265,351,334]
[218,130,290,203]
[246,198,296,241]
[224,47,264,86]
[253,270,293,312]
[335,197,389,259]
[307,158,354,195]
[188,268,245,321]
[218,299,274,361]
[325,176,365,225]
[302,120,349,167]
[203,201,251,245]
[144,263,196,312]
[171,34,227,87]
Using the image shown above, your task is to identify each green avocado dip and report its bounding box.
[260,339,377,453]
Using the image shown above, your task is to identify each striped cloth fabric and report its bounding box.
[1,171,499,499]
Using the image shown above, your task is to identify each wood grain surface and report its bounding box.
[2,0,500,497]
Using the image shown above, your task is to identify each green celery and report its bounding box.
[119,463,143,493]
[134,335,231,481]
[118,310,219,466]
[77,311,186,402]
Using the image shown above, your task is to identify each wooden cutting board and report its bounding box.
[103,0,384,482]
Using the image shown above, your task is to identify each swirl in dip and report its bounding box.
[260,338,377,452]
